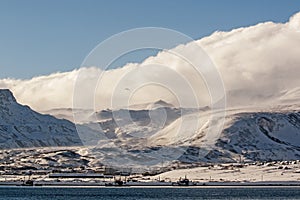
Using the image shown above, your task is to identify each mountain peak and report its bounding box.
[150,99,174,109]
[0,89,82,149]
[0,89,16,104]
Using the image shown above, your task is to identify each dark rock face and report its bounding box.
[0,89,16,104]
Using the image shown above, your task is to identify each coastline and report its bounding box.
[0,181,300,187]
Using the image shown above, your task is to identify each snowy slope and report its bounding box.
[1,88,299,167]
[0,89,82,148]
[212,110,300,162]
[81,106,300,167]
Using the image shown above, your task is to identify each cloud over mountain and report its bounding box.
[0,12,300,111]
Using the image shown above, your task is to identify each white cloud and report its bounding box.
[200,12,300,105]
[1,12,300,111]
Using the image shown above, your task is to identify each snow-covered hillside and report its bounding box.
[67,104,300,168]
[0,89,82,148]
[185,109,300,163]
[1,89,299,168]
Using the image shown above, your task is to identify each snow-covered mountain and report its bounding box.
[65,104,300,168]
[1,89,299,168]
[181,108,300,163]
[0,89,82,148]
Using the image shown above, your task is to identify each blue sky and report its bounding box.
[0,0,299,79]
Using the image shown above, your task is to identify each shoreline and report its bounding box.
[0,181,300,187]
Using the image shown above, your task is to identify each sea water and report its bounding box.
[0,187,299,200]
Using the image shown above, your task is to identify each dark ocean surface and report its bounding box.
[0,187,299,200]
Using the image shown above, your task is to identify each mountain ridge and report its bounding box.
[0,89,300,168]
[0,89,82,149]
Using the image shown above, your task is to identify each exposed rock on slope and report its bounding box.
[0,89,82,148]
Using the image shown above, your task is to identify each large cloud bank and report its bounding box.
[1,12,300,111]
